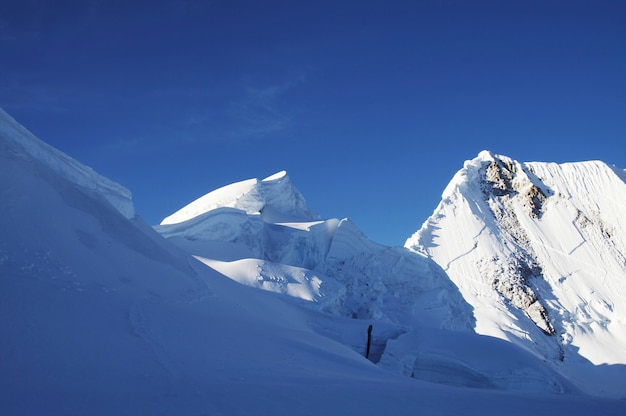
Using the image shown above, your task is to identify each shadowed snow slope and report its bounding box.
[1,110,623,414]
[406,150,626,398]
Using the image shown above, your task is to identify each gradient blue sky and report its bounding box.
[2,0,625,246]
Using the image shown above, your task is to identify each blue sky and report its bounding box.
[2,0,625,246]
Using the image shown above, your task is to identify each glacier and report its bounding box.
[156,171,476,332]
[1,108,624,414]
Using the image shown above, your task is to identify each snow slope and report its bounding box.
[1,110,623,414]
[406,150,626,398]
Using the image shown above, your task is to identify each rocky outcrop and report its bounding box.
[479,156,555,335]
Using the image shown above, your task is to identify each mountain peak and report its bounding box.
[262,170,288,182]
[160,170,318,225]
[475,149,497,161]
[407,153,626,397]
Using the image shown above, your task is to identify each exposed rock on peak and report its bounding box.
[480,154,550,219]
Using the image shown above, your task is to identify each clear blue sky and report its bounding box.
[2,0,625,246]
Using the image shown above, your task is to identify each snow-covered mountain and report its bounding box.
[405,150,626,397]
[1,107,624,414]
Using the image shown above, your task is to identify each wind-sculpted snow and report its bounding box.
[0,108,134,218]
[406,150,626,397]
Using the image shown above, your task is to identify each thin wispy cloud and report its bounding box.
[227,83,294,139]
[224,68,313,142]
[159,74,309,146]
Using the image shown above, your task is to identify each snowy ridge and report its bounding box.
[160,170,318,225]
[0,108,134,218]
[406,150,626,397]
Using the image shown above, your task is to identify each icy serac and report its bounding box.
[405,150,626,396]
[156,172,473,332]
